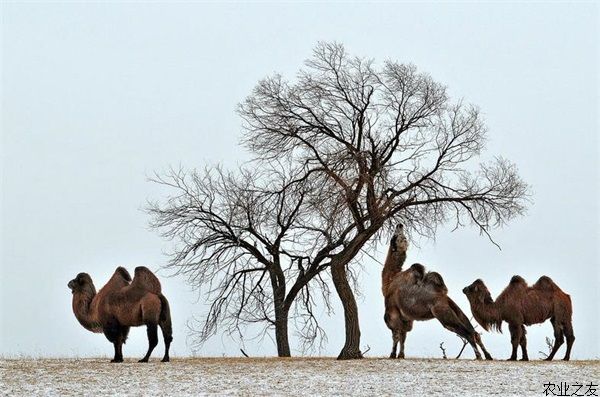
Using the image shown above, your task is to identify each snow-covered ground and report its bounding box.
[1,357,598,396]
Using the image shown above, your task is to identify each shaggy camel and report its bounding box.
[382,224,492,360]
[463,276,574,361]
[68,266,172,363]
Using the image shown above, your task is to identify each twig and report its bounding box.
[439,342,448,359]
[240,348,250,358]
[455,338,468,359]
[362,345,371,355]
[539,336,554,359]
[456,316,478,359]
[361,248,383,266]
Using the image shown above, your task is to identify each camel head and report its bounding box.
[393,223,404,236]
[390,224,408,253]
[463,279,493,304]
[68,272,96,296]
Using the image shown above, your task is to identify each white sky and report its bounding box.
[1,2,598,360]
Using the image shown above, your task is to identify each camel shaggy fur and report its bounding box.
[68,266,172,363]
[463,276,574,361]
[382,225,492,360]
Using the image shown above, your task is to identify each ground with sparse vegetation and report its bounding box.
[1,357,598,396]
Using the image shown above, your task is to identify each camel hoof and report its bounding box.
[161,357,170,363]
[506,358,517,361]
[544,357,553,361]
[138,358,149,363]
[562,357,570,361]
[110,359,123,363]
[398,353,405,359]
[520,358,529,361]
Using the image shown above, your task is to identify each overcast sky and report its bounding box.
[1,2,598,360]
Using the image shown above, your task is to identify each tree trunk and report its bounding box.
[330,224,383,360]
[331,259,363,360]
[274,306,291,357]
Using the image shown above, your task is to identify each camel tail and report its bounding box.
[159,294,173,341]
[562,293,573,322]
[159,294,171,324]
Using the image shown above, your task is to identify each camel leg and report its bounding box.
[461,334,482,360]
[139,324,158,363]
[397,329,408,359]
[546,318,564,361]
[562,322,575,361]
[389,329,399,359]
[112,341,124,363]
[507,323,522,361]
[104,319,124,363]
[474,333,493,360]
[384,308,405,359]
[519,325,529,361]
[115,327,129,362]
[121,326,130,344]
[431,304,482,360]
[159,319,173,362]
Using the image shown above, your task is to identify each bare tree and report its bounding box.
[238,42,529,359]
[148,165,330,356]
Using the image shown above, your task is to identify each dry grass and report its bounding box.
[1,357,598,396]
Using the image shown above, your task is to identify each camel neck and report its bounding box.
[381,248,407,295]
[383,249,407,275]
[72,291,102,332]
[383,231,408,274]
[473,300,502,332]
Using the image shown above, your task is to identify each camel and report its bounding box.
[382,224,492,360]
[68,266,173,363]
[463,276,574,361]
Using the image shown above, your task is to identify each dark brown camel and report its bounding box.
[382,224,492,360]
[463,276,574,361]
[68,266,173,363]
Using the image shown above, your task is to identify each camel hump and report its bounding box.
[115,267,132,283]
[104,267,131,289]
[408,263,426,280]
[533,276,558,291]
[509,275,527,286]
[131,266,162,294]
[424,271,447,293]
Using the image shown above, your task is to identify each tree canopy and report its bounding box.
[149,42,529,359]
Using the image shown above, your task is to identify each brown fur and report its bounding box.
[130,266,162,295]
[463,276,574,361]
[381,225,408,296]
[382,225,492,360]
[68,266,173,363]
